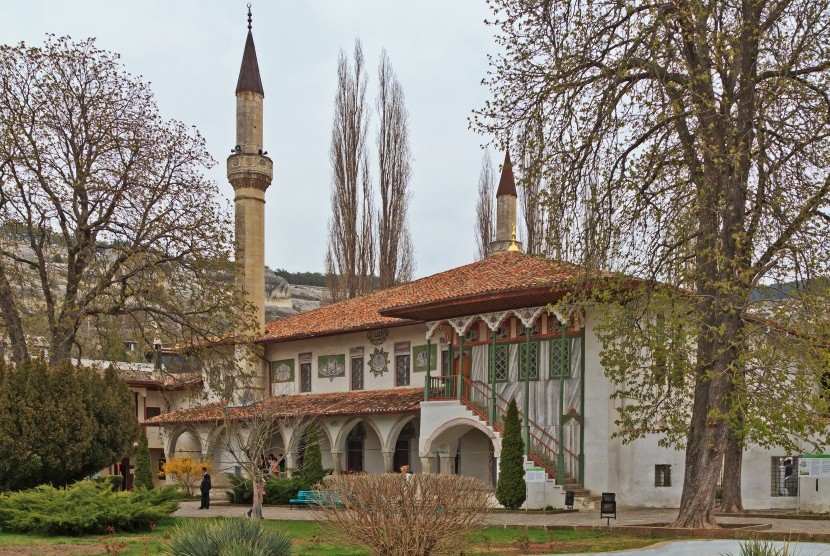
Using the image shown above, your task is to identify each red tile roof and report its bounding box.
[262,252,588,342]
[148,388,424,425]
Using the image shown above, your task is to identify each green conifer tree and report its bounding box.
[299,423,325,486]
[133,430,154,489]
[0,360,138,490]
[496,398,526,510]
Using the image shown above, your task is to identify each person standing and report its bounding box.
[199,466,212,509]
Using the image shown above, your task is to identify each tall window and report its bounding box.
[518,341,539,380]
[395,342,411,386]
[550,338,571,378]
[300,363,312,393]
[489,345,509,383]
[396,355,410,386]
[351,357,364,390]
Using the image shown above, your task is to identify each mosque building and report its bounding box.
[150,9,813,511]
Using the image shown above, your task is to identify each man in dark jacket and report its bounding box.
[199,466,212,509]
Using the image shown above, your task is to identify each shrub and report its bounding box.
[0,481,181,535]
[163,457,211,497]
[317,473,491,556]
[225,474,254,504]
[163,518,293,556]
[93,475,123,492]
[265,476,307,505]
[297,424,325,486]
[496,398,526,510]
[133,431,154,490]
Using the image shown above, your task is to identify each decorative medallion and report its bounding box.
[367,328,389,346]
[413,344,437,372]
[317,354,346,381]
[270,359,294,383]
[369,347,389,377]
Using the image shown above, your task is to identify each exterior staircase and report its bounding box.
[427,374,596,506]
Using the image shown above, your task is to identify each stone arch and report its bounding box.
[167,426,203,459]
[334,417,385,454]
[422,417,501,458]
[383,414,419,454]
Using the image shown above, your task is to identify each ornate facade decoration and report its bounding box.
[367,328,389,346]
[317,354,346,381]
[369,347,389,377]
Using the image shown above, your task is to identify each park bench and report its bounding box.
[288,490,342,509]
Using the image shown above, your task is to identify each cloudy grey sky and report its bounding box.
[0,0,502,278]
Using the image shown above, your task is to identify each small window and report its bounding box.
[496,321,511,340]
[655,464,672,487]
[771,456,798,497]
[464,326,479,342]
[145,406,161,420]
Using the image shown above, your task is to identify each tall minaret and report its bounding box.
[489,151,523,255]
[227,5,272,335]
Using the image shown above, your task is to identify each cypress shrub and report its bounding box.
[133,431,154,490]
[298,423,325,486]
[496,398,526,510]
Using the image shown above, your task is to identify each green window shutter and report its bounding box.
[490,345,509,383]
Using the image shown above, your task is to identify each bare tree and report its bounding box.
[474,151,496,260]
[315,473,492,556]
[478,0,830,528]
[376,50,413,288]
[0,37,254,373]
[515,111,553,256]
[327,40,375,301]
[214,394,317,521]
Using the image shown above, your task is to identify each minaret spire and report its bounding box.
[488,150,523,256]
[236,5,264,96]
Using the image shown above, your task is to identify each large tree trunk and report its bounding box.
[671,388,727,528]
[720,431,744,513]
[0,266,29,364]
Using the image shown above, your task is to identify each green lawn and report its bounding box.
[0,517,660,555]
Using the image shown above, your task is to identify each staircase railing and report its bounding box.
[427,373,580,483]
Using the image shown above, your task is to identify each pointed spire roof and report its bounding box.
[235,8,264,96]
[496,150,517,197]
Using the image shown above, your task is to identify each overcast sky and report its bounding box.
[0,0,502,278]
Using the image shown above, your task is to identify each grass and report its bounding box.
[0,517,660,555]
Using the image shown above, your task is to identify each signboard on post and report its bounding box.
[799,454,830,477]
[525,467,546,483]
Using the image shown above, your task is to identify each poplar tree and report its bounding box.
[496,398,526,510]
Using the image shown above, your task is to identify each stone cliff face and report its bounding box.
[264,268,326,322]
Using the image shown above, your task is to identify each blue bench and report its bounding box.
[289,490,342,509]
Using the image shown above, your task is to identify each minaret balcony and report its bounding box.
[227,153,273,191]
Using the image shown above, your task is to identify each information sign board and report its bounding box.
[798,454,830,477]
[525,467,547,483]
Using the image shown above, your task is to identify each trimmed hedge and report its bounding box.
[0,481,181,535]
